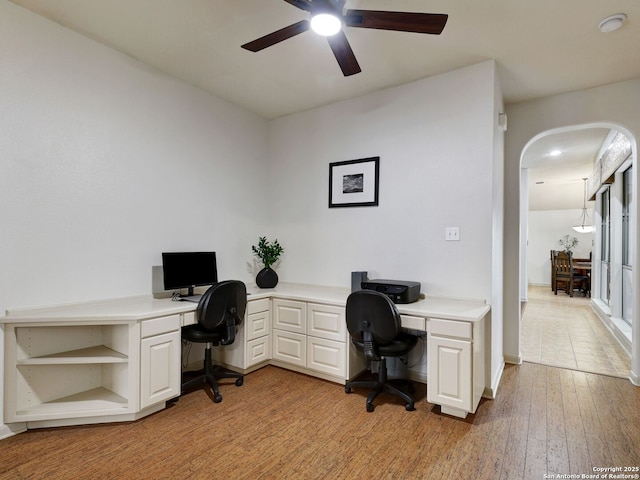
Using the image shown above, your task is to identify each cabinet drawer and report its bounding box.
[182,311,196,327]
[247,298,270,315]
[246,310,270,341]
[306,336,346,378]
[273,299,306,334]
[429,318,472,340]
[272,329,306,367]
[246,336,270,367]
[141,315,180,338]
[400,314,426,331]
[307,303,345,341]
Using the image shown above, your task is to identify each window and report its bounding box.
[622,167,632,266]
[621,167,633,326]
[600,187,611,304]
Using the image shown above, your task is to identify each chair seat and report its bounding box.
[352,332,418,357]
[182,324,224,344]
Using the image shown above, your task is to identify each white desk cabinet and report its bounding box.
[272,298,307,367]
[2,298,194,429]
[306,303,347,378]
[140,315,181,409]
[2,285,490,432]
[271,299,350,382]
[214,297,271,372]
[427,316,485,418]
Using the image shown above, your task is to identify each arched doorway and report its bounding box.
[519,125,632,377]
[517,122,637,383]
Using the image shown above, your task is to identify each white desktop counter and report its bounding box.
[1,283,489,429]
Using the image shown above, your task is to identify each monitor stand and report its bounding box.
[179,286,201,303]
[180,294,202,303]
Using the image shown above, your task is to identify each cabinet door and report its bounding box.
[272,299,306,334]
[140,330,180,409]
[271,329,306,367]
[307,303,345,341]
[306,336,346,378]
[246,310,270,341]
[427,334,471,414]
[246,336,270,367]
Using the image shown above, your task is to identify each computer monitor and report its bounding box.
[161,252,218,298]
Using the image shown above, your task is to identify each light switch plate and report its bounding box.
[445,227,460,241]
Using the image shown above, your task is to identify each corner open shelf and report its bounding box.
[6,323,135,422]
[17,345,128,364]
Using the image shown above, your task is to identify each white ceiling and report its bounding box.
[523,128,611,211]
[10,0,639,210]
[10,0,640,119]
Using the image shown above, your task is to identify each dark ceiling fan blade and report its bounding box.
[241,20,310,52]
[344,10,448,34]
[283,0,312,11]
[326,31,361,76]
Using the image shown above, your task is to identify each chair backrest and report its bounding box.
[345,290,402,345]
[196,280,247,345]
[555,251,574,276]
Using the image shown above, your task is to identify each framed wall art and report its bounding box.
[328,157,379,208]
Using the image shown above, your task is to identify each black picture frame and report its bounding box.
[328,157,380,208]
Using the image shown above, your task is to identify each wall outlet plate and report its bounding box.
[445,227,460,241]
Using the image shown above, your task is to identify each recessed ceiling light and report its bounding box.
[599,13,627,33]
[549,150,562,157]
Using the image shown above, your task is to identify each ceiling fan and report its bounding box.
[241,0,448,76]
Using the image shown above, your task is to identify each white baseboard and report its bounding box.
[483,360,505,399]
[630,370,640,387]
[591,303,632,356]
[0,422,26,440]
[504,354,522,365]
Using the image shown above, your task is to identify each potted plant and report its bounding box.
[251,236,284,288]
[558,235,578,254]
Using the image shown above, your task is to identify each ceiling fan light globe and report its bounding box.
[310,14,342,36]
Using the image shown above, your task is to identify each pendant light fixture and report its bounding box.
[572,178,595,233]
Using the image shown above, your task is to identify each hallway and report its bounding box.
[521,285,631,378]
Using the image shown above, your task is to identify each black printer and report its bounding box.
[360,279,421,304]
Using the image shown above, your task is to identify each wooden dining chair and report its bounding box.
[554,251,575,296]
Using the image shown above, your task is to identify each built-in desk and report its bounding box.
[2,283,489,429]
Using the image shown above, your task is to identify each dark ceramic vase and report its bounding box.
[256,267,278,288]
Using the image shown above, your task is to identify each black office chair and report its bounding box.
[345,290,418,412]
[181,280,247,403]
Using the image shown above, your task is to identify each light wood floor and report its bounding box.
[2,364,639,479]
[521,285,631,378]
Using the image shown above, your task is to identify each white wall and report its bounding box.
[504,79,640,377]
[268,61,497,300]
[0,2,269,432]
[528,209,594,285]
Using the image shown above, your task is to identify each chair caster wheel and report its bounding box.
[366,403,375,412]
[235,378,244,387]
[213,394,222,403]
[345,386,352,394]
[405,403,415,411]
